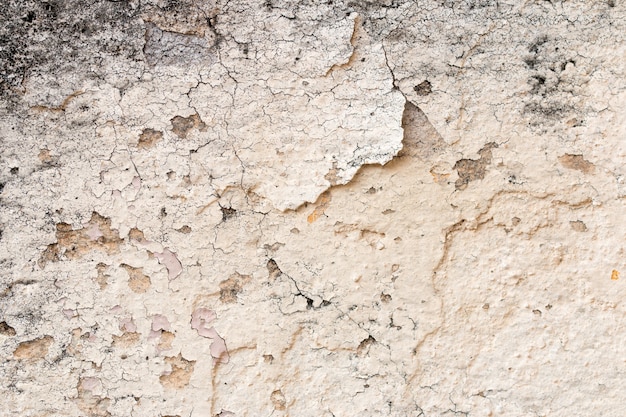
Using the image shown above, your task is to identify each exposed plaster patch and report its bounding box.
[120,263,151,293]
[170,113,207,139]
[39,213,123,268]
[136,128,163,149]
[569,220,587,232]
[453,142,498,190]
[558,154,596,174]
[160,354,196,389]
[219,272,251,303]
[13,335,54,360]
[75,377,111,417]
[0,321,16,336]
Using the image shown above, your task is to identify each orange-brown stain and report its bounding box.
[611,269,620,281]
[307,191,331,223]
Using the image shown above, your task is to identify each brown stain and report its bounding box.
[219,272,251,303]
[611,270,620,281]
[558,154,595,174]
[177,225,192,234]
[267,259,283,281]
[171,113,207,139]
[307,191,331,223]
[356,335,376,357]
[13,335,54,360]
[281,326,303,358]
[569,220,587,232]
[0,321,16,336]
[160,354,196,389]
[270,390,287,411]
[30,90,84,113]
[453,142,498,190]
[414,80,432,96]
[120,264,151,293]
[136,128,163,149]
[38,213,123,268]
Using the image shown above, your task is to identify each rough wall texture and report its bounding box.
[1,1,625,416]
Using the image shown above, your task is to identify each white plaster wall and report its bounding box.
[1,1,625,416]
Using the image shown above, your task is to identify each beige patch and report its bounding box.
[453,142,498,190]
[13,335,54,360]
[569,220,587,232]
[112,332,140,348]
[39,213,123,268]
[160,354,195,389]
[120,264,151,293]
[136,128,163,149]
[158,331,176,351]
[558,154,595,174]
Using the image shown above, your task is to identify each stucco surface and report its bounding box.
[1,1,625,416]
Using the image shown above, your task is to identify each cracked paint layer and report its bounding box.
[1,0,626,416]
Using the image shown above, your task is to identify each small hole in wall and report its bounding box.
[220,206,237,221]
[10,167,19,175]
[414,80,432,96]
[22,11,36,22]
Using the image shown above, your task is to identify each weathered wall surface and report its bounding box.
[1,1,625,416]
